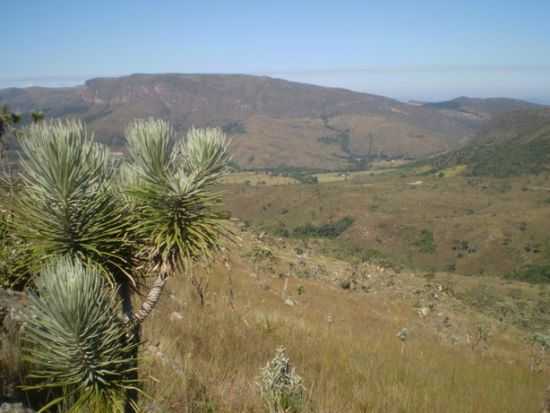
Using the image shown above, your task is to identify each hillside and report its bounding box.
[138,224,548,411]
[421,96,543,121]
[0,74,483,169]
[3,222,548,412]
[430,108,550,176]
[223,169,550,285]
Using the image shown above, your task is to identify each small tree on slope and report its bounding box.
[10,118,230,411]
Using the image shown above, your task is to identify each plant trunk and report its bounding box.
[542,384,550,413]
[133,271,169,323]
[119,280,140,413]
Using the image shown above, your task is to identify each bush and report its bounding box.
[506,264,550,284]
[292,217,354,239]
[267,165,320,184]
[414,229,436,254]
[221,121,246,135]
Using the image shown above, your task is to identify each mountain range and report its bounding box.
[0,73,544,170]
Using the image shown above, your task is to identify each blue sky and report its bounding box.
[2,0,550,102]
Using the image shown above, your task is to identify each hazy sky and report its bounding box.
[2,0,550,103]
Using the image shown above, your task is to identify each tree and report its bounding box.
[31,111,45,123]
[0,105,21,160]
[10,118,230,411]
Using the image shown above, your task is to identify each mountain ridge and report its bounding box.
[0,73,543,170]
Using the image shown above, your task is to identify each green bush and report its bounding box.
[506,264,550,284]
[414,229,436,254]
[292,217,354,239]
[221,121,246,135]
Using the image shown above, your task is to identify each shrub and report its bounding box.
[222,121,246,135]
[293,217,354,239]
[506,264,550,284]
[248,246,275,262]
[257,347,305,413]
[414,229,436,254]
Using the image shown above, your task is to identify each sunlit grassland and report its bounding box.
[140,248,547,412]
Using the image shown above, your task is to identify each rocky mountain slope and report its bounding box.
[0,74,502,169]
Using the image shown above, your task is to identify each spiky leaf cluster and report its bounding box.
[22,257,138,412]
[123,120,230,273]
[14,120,132,283]
[257,347,305,413]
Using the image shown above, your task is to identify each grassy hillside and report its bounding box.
[422,96,544,121]
[429,109,550,177]
[134,228,549,412]
[222,171,550,280]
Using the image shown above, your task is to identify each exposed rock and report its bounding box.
[169,311,183,322]
[0,289,27,331]
[284,298,296,307]
[417,307,430,317]
[397,328,409,342]
[0,403,35,413]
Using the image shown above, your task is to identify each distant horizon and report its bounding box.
[3,1,549,104]
[1,70,549,106]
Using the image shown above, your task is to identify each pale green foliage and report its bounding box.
[257,347,305,413]
[178,127,230,184]
[123,120,230,273]
[10,118,230,411]
[14,119,132,283]
[22,257,138,412]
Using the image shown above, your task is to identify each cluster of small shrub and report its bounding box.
[221,121,247,135]
[318,132,351,153]
[265,165,320,184]
[506,264,550,284]
[273,217,354,240]
[247,246,275,261]
[414,229,436,254]
[452,239,478,258]
[291,217,354,239]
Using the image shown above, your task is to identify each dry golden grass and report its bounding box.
[140,232,549,413]
[1,226,547,411]
[221,172,298,186]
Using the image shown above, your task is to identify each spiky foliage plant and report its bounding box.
[122,120,230,321]
[257,347,305,413]
[14,120,133,285]
[8,118,230,410]
[22,257,138,413]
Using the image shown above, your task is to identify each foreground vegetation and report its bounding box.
[0,118,230,411]
[139,229,548,412]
